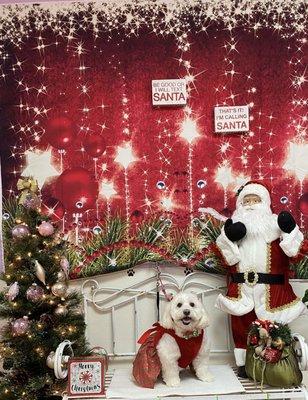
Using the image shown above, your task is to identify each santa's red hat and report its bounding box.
[236,181,271,208]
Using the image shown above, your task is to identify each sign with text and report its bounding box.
[68,357,106,397]
[214,105,249,133]
[152,79,187,106]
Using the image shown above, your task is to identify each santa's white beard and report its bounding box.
[232,203,280,243]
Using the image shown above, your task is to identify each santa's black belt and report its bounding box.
[230,271,285,286]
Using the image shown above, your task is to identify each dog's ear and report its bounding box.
[160,301,173,329]
[196,309,210,329]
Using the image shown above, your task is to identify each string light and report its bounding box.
[214,162,234,208]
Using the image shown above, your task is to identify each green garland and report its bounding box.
[3,195,307,280]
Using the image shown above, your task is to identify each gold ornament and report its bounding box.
[46,351,55,369]
[17,177,38,205]
[34,260,46,285]
[54,304,68,316]
[272,337,285,350]
[51,282,68,298]
[57,271,66,282]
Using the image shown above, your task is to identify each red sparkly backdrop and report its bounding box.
[0,20,307,231]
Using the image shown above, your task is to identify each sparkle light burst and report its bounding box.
[114,142,137,229]
[179,115,200,234]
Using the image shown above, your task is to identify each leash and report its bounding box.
[155,263,172,320]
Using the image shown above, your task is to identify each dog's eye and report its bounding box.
[177,303,182,308]
[190,302,195,307]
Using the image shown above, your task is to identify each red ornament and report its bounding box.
[298,192,308,215]
[55,167,98,212]
[130,210,144,224]
[41,198,65,221]
[45,117,76,149]
[263,347,282,363]
[249,334,258,346]
[83,135,106,158]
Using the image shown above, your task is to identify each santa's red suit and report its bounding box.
[215,182,307,367]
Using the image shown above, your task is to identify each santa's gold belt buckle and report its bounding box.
[244,269,259,287]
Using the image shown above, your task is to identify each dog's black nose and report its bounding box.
[183,309,190,316]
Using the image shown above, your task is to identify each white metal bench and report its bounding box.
[63,264,308,400]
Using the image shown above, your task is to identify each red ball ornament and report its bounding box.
[45,117,76,149]
[55,167,98,212]
[298,192,308,215]
[249,334,258,346]
[263,348,282,364]
[83,135,106,158]
[130,210,144,224]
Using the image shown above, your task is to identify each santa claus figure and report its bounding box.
[215,181,307,377]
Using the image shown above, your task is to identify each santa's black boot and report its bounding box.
[237,366,248,378]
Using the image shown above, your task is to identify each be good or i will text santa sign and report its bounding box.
[152,79,187,106]
[214,105,249,133]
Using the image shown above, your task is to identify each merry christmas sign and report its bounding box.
[68,357,106,397]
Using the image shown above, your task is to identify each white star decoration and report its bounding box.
[21,149,59,187]
[100,181,117,200]
[179,117,200,144]
[283,142,308,182]
[114,143,137,169]
[214,163,234,189]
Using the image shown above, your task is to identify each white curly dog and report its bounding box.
[157,291,214,387]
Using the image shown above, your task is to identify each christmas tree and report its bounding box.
[0,179,89,399]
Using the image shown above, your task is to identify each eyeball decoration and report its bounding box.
[37,221,54,237]
[2,212,10,220]
[75,201,84,209]
[156,181,166,190]
[197,179,207,189]
[280,196,288,204]
[92,225,102,235]
[163,219,172,227]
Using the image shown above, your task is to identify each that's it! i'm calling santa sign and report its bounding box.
[214,105,249,133]
[152,79,187,106]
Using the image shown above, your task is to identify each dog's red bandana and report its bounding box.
[133,323,204,388]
